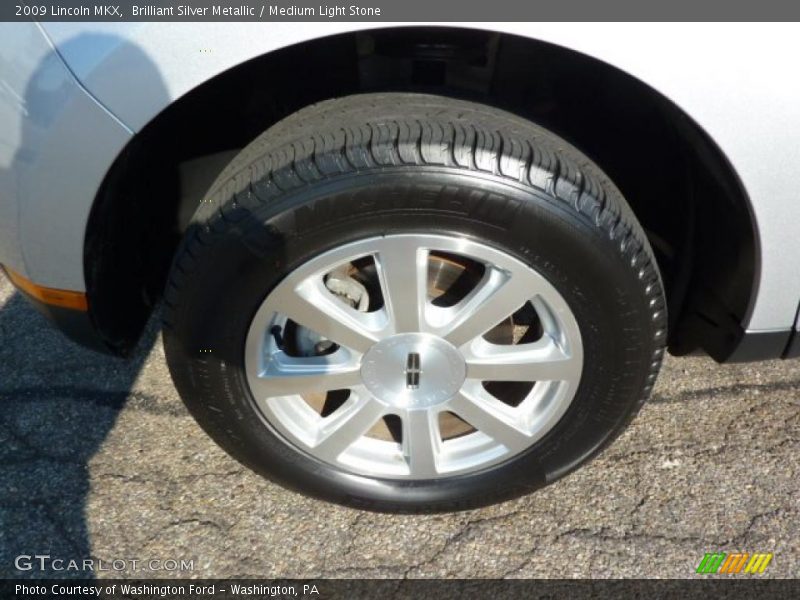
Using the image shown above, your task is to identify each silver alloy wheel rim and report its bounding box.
[244,234,583,479]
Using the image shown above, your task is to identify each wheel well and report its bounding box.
[85,26,755,360]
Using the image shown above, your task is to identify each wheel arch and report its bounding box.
[83,26,757,360]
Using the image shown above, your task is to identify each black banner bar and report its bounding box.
[2,579,800,600]
[5,0,800,22]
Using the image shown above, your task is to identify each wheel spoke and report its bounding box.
[250,353,362,398]
[244,233,585,480]
[464,336,580,382]
[403,409,441,477]
[374,238,428,333]
[438,268,534,348]
[314,391,385,457]
[448,391,532,452]
[271,278,381,353]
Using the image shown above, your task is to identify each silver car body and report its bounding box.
[0,22,798,336]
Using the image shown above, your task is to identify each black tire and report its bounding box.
[162,93,667,513]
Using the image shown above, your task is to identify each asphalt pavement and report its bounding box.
[1,272,798,579]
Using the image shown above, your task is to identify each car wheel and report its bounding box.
[162,93,667,512]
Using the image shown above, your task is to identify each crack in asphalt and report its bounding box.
[399,510,528,578]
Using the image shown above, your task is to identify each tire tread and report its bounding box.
[163,93,668,511]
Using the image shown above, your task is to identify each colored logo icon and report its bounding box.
[696,552,773,574]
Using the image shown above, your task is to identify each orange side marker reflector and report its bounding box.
[2,266,88,311]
